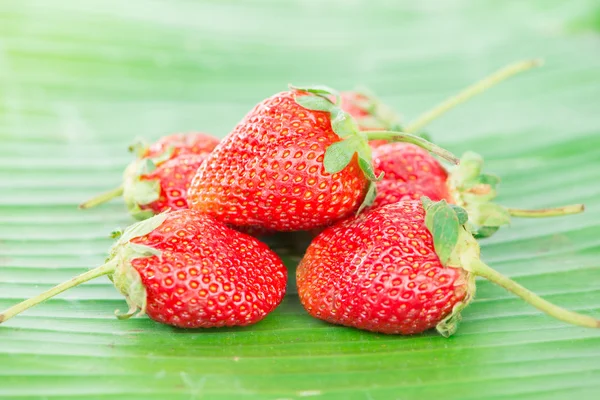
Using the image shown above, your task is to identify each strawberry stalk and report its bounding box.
[0,261,117,323]
[404,59,543,134]
[79,185,124,209]
[0,214,167,324]
[447,152,585,238]
[468,258,600,329]
[507,204,585,218]
[364,131,460,165]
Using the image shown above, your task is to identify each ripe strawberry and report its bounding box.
[188,85,457,232]
[79,132,219,218]
[370,147,583,237]
[297,199,599,336]
[0,210,287,328]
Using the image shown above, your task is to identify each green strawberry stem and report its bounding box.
[404,59,542,134]
[0,260,117,324]
[79,185,124,209]
[469,259,600,329]
[507,204,584,218]
[365,131,460,165]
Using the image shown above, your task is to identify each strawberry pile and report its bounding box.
[1,60,597,336]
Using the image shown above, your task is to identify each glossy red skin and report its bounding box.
[297,200,469,335]
[130,210,287,328]
[139,154,209,214]
[144,132,220,160]
[370,179,450,210]
[188,90,368,232]
[372,142,448,184]
[368,142,452,210]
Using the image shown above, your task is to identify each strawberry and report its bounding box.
[370,146,583,237]
[188,85,457,232]
[297,199,599,335]
[79,132,220,218]
[0,210,287,328]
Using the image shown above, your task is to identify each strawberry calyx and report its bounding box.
[122,159,162,220]
[122,145,176,220]
[128,138,150,158]
[422,197,478,336]
[108,213,168,319]
[422,198,600,337]
[79,140,175,211]
[0,213,168,324]
[447,152,585,238]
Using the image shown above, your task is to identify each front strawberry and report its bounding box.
[297,200,470,335]
[297,199,599,336]
[188,86,458,232]
[0,210,288,328]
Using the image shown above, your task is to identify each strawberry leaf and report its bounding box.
[356,181,377,215]
[476,173,501,188]
[323,140,356,174]
[472,226,500,239]
[423,199,460,266]
[472,203,512,227]
[295,95,336,112]
[450,204,469,225]
[330,108,359,139]
[137,158,157,175]
[128,138,150,157]
[289,84,340,98]
[130,179,161,206]
[148,146,175,166]
[115,213,168,245]
[357,156,383,182]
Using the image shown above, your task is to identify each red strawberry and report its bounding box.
[188,85,457,232]
[370,147,583,237]
[297,199,599,336]
[80,132,220,218]
[0,210,287,328]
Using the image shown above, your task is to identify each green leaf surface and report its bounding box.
[2,1,600,399]
[322,139,357,174]
[424,200,461,266]
[294,95,335,112]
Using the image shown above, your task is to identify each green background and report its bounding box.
[1,1,600,399]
